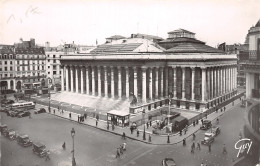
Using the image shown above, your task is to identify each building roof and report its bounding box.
[165,42,224,53]
[15,48,45,54]
[255,19,260,27]
[168,28,195,34]
[159,37,205,44]
[106,35,126,40]
[0,49,14,54]
[131,33,164,40]
[91,43,142,53]
[107,110,129,116]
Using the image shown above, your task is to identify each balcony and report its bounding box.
[249,50,260,60]
[252,89,260,99]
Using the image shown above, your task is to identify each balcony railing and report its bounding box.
[249,50,260,60]
[252,89,260,99]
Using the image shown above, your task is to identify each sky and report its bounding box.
[1,0,260,47]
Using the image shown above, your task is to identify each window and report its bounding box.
[48,54,50,57]
[48,72,50,74]
[38,66,40,70]
[0,61,1,64]
[10,67,13,71]
[0,68,2,71]
[48,59,50,62]
[5,61,7,64]
[53,71,57,75]
[17,67,19,71]
[10,61,12,64]
[42,66,44,70]
[53,55,56,58]
[48,66,50,69]
[53,59,56,63]
[5,74,7,77]
[17,61,19,64]
[10,74,13,77]
[53,65,56,70]
[5,67,7,71]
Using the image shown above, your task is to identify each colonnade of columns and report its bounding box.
[61,65,237,103]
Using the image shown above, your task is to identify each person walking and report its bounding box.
[146,122,149,129]
[69,112,71,119]
[192,133,196,140]
[116,148,120,158]
[208,143,211,153]
[45,152,50,161]
[137,129,139,137]
[183,138,186,146]
[78,115,80,122]
[53,109,55,114]
[62,142,66,150]
[149,134,151,142]
[197,142,201,150]
[112,123,115,131]
[107,123,109,130]
[191,144,194,153]
[223,144,227,154]
[122,132,126,140]
[149,121,152,127]
[96,120,98,127]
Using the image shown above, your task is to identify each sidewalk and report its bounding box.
[37,96,243,145]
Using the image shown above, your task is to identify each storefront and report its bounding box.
[107,110,130,127]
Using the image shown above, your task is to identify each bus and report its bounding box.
[11,102,35,110]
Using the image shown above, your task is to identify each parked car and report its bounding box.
[9,110,24,117]
[210,126,221,137]
[130,122,137,130]
[34,108,46,114]
[4,129,17,140]
[17,134,33,147]
[162,158,177,166]
[32,142,49,157]
[201,132,215,145]
[200,120,212,130]
[0,124,7,133]
[17,111,31,118]
[1,99,14,106]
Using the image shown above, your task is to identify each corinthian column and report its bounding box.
[125,67,129,98]
[111,67,115,98]
[80,66,84,94]
[181,67,185,100]
[98,66,102,96]
[142,67,147,103]
[92,66,95,96]
[149,68,153,100]
[118,66,122,98]
[104,66,108,97]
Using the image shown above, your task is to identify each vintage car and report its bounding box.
[201,132,215,145]
[210,126,221,137]
[0,124,8,133]
[161,158,177,166]
[17,111,31,118]
[130,122,137,130]
[4,129,17,140]
[34,108,46,114]
[32,142,49,157]
[1,99,14,107]
[9,109,24,117]
[17,134,33,147]
[200,120,212,130]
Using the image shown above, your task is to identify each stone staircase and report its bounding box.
[51,92,131,112]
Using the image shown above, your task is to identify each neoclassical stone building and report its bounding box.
[60,29,237,112]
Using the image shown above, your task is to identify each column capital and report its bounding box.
[117,66,122,69]
[201,67,207,70]
[141,67,147,72]
[172,66,177,69]
[190,67,196,71]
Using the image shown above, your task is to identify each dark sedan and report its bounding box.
[17,111,31,118]
[162,158,177,166]
[34,108,46,114]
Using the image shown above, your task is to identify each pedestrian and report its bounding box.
[183,138,186,146]
[193,121,195,127]
[112,123,115,131]
[179,130,182,136]
[223,144,227,154]
[184,128,187,135]
[123,142,126,151]
[122,132,126,140]
[208,143,211,152]
[62,142,66,150]
[120,145,123,155]
[96,120,98,127]
[62,110,64,114]
[137,129,139,137]
[197,142,201,150]
[201,119,204,124]
[167,134,170,143]
[78,115,80,122]
[107,123,109,130]
[149,134,151,142]
[192,133,196,140]
[224,107,226,111]
[191,144,194,153]
[116,148,120,158]
[69,112,71,119]
[146,122,149,129]
[130,126,133,134]
[53,109,55,114]
[84,113,87,119]
[150,121,152,127]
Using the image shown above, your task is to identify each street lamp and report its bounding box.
[168,95,171,126]
[48,88,51,112]
[142,109,146,140]
[71,127,76,166]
